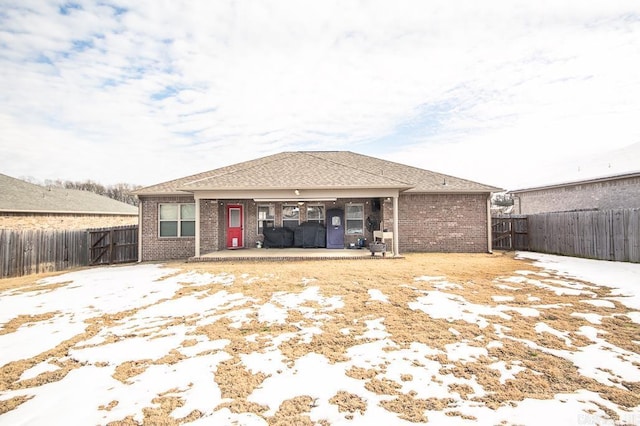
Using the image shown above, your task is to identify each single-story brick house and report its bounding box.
[134,151,501,260]
[0,173,138,230]
[510,171,640,214]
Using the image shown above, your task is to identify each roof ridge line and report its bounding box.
[181,152,294,187]
[303,151,415,187]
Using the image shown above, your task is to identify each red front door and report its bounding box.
[226,205,243,248]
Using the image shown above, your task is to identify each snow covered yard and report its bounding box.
[0,252,639,425]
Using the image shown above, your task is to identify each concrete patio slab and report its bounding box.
[188,247,398,262]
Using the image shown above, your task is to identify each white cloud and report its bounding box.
[1,0,639,186]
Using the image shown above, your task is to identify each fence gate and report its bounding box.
[89,225,138,265]
[492,216,529,250]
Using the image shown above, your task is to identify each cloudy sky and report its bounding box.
[1,0,639,189]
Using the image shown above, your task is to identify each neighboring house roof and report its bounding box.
[135,151,502,195]
[0,173,138,215]
[509,170,640,194]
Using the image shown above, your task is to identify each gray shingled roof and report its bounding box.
[0,173,138,214]
[135,151,501,195]
[510,170,640,194]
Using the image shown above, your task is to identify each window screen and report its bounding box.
[346,204,364,235]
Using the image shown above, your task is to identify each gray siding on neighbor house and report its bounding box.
[513,176,640,214]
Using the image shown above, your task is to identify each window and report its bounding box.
[306,205,325,224]
[159,203,195,237]
[282,205,300,229]
[346,204,364,235]
[257,205,275,234]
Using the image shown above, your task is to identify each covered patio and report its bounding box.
[192,191,402,258]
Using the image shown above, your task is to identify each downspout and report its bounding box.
[137,198,143,262]
[195,196,201,257]
[487,194,493,254]
[513,194,522,214]
[393,195,400,256]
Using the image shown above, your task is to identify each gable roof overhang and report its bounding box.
[134,151,502,197]
[190,187,405,202]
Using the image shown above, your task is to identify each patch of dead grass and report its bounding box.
[0,395,33,415]
[215,358,269,400]
[364,377,402,395]
[113,360,151,384]
[98,400,119,411]
[268,395,316,425]
[329,391,367,416]
[445,410,477,420]
[0,320,103,391]
[379,392,432,423]
[215,400,268,418]
[345,366,378,380]
[0,312,59,335]
[599,316,640,354]
[448,383,476,400]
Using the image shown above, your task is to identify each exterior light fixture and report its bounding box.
[294,189,300,196]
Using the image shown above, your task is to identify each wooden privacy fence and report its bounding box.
[1,225,139,279]
[492,215,529,250]
[527,209,640,263]
[89,225,138,266]
[0,229,89,278]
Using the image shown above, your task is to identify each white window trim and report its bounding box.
[346,203,364,235]
[158,203,195,238]
[257,204,275,234]
[306,203,325,224]
[282,204,301,228]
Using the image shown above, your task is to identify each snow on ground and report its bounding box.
[1,254,639,425]
[517,252,640,310]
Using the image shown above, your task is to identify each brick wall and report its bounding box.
[0,213,137,230]
[140,194,490,260]
[393,193,489,253]
[200,199,219,253]
[514,176,640,214]
[140,196,196,261]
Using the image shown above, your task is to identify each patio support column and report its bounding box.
[393,195,400,256]
[137,201,143,262]
[195,196,201,258]
[487,194,493,254]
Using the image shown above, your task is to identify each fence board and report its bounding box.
[629,210,640,261]
[525,208,640,263]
